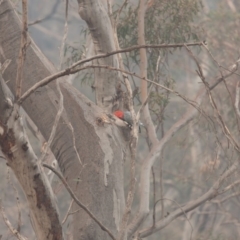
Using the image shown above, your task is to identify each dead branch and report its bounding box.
[185,45,240,153]
[61,199,74,225]
[67,122,83,165]
[40,80,64,162]
[114,0,128,29]
[18,64,205,114]
[15,0,28,99]
[159,156,164,219]
[28,0,60,26]
[59,0,68,70]
[235,81,240,118]
[0,201,28,240]
[0,74,63,240]
[151,167,156,227]
[138,0,158,147]
[202,43,240,131]
[139,162,238,238]
[18,42,204,104]
[42,164,116,240]
[7,169,22,232]
[18,57,238,117]
[126,59,239,238]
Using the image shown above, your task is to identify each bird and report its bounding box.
[113,110,144,131]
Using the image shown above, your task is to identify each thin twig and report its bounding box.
[42,164,116,240]
[235,81,240,118]
[0,201,27,240]
[154,198,193,239]
[184,45,240,153]
[16,0,28,99]
[114,0,128,29]
[217,192,240,203]
[139,163,238,238]
[0,59,11,74]
[202,44,240,132]
[138,0,158,147]
[18,42,204,103]
[40,80,64,162]
[59,0,69,70]
[159,156,164,219]
[28,1,60,26]
[62,199,74,225]
[137,54,161,133]
[18,64,204,115]
[19,58,238,117]
[137,83,153,121]
[219,179,240,194]
[126,59,239,238]
[67,122,82,165]
[151,167,156,227]
[8,169,22,232]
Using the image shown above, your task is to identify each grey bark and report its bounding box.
[0,1,125,239]
[0,74,63,239]
[77,0,121,110]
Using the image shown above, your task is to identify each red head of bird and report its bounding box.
[113,110,124,120]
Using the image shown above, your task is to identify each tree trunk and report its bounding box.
[0,1,125,239]
[77,0,121,110]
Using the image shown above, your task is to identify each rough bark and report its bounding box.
[0,74,63,239]
[0,1,125,239]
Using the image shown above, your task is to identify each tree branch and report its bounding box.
[184,45,240,153]
[126,59,239,238]
[18,42,204,104]
[0,74,63,240]
[15,0,28,99]
[138,0,159,147]
[18,64,204,112]
[0,201,27,240]
[42,164,116,240]
[139,162,239,238]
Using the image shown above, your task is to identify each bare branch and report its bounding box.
[0,59,11,74]
[139,162,239,238]
[159,156,164,219]
[15,0,28,99]
[219,179,240,194]
[0,201,27,240]
[114,0,128,29]
[138,0,158,147]
[0,74,63,239]
[28,0,60,26]
[18,42,204,104]
[235,81,240,118]
[151,167,156,227]
[126,59,239,238]
[18,64,205,114]
[67,122,83,165]
[40,80,64,162]
[202,43,240,131]
[61,199,74,225]
[7,169,22,232]
[42,164,116,240]
[59,0,69,70]
[185,45,240,153]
